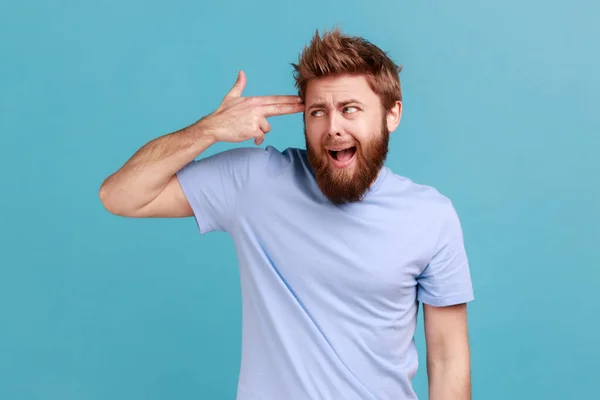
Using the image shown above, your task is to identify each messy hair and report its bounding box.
[291,28,403,111]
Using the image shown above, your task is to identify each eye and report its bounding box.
[310,110,325,117]
[343,106,359,113]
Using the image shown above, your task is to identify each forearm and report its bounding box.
[99,121,216,213]
[427,357,471,400]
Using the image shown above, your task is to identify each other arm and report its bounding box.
[417,200,474,399]
[424,303,471,400]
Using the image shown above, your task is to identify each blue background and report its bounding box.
[1,0,598,399]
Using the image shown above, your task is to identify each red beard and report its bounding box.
[306,122,389,205]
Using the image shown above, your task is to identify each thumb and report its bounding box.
[225,70,246,98]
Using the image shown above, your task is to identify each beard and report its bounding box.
[305,119,390,205]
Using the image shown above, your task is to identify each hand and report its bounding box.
[196,70,304,146]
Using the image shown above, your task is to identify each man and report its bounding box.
[100,29,474,400]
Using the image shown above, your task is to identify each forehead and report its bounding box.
[305,74,379,105]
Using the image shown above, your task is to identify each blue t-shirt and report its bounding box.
[176,145,474,400]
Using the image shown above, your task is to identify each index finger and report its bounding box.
[262,102,305,117]
[254,95,303,104]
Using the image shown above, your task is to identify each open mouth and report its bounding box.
[327,146,357,167]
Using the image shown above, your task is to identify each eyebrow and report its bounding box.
[307,98,365,111]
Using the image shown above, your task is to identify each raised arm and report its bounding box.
[98,125,215,218]
[98,71,304,218]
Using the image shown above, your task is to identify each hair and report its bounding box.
[291,28,403,111]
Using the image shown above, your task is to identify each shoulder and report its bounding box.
[179,144,299,175]
[380,170,466,249]
[183,145,310,188]
[254,145,310,178]
[214,144,304,166]
[383,170,456,217]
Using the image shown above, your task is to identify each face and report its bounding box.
[303,74,401,204]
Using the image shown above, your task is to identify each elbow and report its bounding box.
[428,354,470,374]
[99,181,116,214]
[99,178,147,217]
[98,179,127,216]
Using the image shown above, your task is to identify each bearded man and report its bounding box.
[100,28,474,400]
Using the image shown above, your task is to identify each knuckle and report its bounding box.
[241,98,253,108]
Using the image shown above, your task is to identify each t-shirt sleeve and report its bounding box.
[416,200,474,307]
[175,146,269,234]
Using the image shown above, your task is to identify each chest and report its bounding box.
[235,191,434,302]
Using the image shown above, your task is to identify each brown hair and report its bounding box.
[291,28,403,111]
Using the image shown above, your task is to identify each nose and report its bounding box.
[327,111,342,137]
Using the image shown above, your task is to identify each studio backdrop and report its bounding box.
[1,0,598,399]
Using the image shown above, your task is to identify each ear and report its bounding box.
[386,101,402,133]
